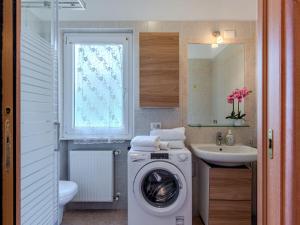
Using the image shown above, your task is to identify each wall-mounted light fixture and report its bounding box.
[211,31,224,48]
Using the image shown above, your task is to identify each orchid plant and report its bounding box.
[226,87,252,120]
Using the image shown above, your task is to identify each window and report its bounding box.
[63,32,133,139]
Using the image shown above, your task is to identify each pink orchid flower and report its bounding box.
[232,89,241,99]
[240,87,251,98]
[227,95,234,104]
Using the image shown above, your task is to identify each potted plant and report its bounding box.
[226,87,252,126]
[226,94,236,125]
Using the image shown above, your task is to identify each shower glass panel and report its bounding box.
[21,0,58,225]
[22,0,54,42]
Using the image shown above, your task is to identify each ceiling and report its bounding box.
[59,0,257,21]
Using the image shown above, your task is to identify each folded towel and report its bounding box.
[159,141,170,150]
[150,127,186,141]
[131,136,160,147]
[168,140,185,149]
[131,146,160,152]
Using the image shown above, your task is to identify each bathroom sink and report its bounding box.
[191,144,257,167]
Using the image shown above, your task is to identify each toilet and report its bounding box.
[59,180,78,224]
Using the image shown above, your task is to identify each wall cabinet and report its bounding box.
[139,32,179,107]
[198,160,252,225]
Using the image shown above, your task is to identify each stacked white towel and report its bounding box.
[159,141,170,150]
[150,127,186,140]
[130,136,160,152]
[150,127,186,149]
[167,140,185,149]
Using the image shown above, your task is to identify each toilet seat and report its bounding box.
[59,181,78,205]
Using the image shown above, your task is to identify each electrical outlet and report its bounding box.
[150,122,162,130]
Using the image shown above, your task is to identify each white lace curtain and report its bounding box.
[74,44,124,128]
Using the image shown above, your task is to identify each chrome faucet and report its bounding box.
[216,132,223,145]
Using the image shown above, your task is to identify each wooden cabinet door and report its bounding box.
[139,32,179,107]
[209,200,251,225]
[209,168,252,201]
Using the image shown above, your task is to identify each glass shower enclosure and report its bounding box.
[20,0,59,224]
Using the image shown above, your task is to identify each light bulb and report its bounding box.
[216,35,224,44]
[211,31,223,48]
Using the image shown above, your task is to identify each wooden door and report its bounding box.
[1,0,20,225]
[257,0,300,225]
[266,0,283,224]
[293,2,300,224]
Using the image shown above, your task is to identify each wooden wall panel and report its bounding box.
[139,32,179,107]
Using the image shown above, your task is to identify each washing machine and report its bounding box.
[128,149,192,225]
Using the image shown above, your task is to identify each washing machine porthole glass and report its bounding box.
[141,169,180,208]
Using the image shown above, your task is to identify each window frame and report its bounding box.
[62,32,134,140]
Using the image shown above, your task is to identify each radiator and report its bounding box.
[69,150,114,202]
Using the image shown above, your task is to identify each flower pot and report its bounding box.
[234,119,245,126]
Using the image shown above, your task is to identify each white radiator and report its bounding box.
[69,150,114,202]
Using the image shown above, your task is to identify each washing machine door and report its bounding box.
[133,161,187,216]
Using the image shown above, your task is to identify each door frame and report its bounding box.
[2,0,300,225]
[257,0,268,224]
[257,0,300,225]
[1,0,20,225]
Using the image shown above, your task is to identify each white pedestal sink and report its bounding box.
[191,144,257,167]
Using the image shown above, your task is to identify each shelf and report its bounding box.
[188,124,250,128]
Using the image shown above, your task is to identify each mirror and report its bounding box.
[188,43,248,127]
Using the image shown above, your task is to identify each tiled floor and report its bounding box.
[62,210,204,225]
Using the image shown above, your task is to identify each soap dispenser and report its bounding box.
[225,130,235,146]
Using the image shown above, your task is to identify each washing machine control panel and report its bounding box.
[129,153,148,162]
[129,151,190,163]
[151,153,169,159]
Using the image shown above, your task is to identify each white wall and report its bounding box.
[59,0,257,21]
